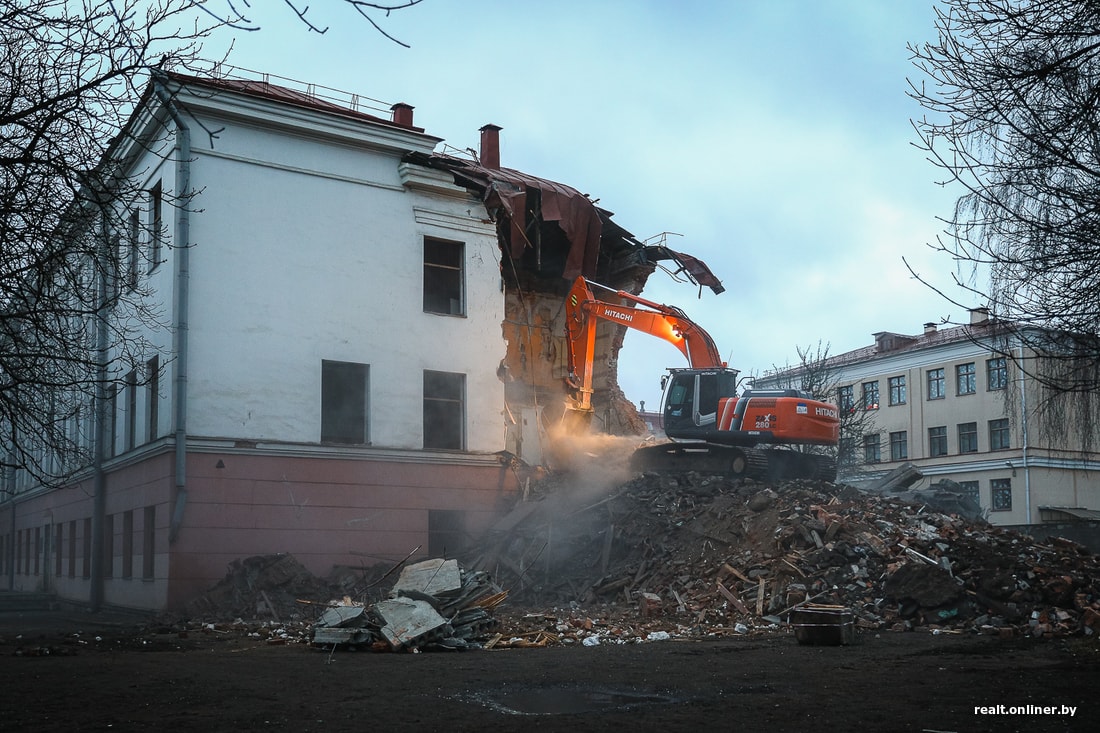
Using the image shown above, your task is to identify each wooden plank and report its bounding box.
[716,581,750,615]
[756,578,766,616]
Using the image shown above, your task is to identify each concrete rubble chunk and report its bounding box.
[373,597,452,650]
[318,605,366,628]
[392,558,463,598]
[309,557,504,652]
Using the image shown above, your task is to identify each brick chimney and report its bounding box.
[924,322,937,336]
[391,102,414,128]
[480,123,502,169]
[969,307,991,326]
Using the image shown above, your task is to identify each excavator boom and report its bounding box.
[564,276,725,413]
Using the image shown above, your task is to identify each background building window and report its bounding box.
[956,362,976,395]
[888,375,907,405]
[927,368,945,400]
[862,381,879,410]
[148,181,162,272]
[321,360,369,444]
[958,480,980,507]
[863,434,880,463]
[128,210,140,290]
[889,431,908,461]
[958,422,978,453]
[839,436,856,465]
[989,418,1010,450]
[991,478,1012,511]
[125,369,137,451]
[423,237,465,315]
[928,426,948,457]
[837,385,854,413]
[987,357,1008,390]
[423,370,465,450]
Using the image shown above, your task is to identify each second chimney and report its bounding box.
[391,103,414,128]
[480,123,502,169]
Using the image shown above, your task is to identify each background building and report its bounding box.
[757,308,1100,536]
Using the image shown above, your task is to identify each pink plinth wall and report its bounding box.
[0,447,520,612]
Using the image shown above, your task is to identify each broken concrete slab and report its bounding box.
[372,597,451,651]
[392,558,463,598]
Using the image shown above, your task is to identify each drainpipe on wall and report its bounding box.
[89,215,112,610]
[151,74,191,544]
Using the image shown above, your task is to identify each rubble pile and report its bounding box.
[311,558,507,651]
[467,470,1100,639]
[185,553,338,622]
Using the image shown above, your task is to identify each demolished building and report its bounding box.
[0,69,719,612]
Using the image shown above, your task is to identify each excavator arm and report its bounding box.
[563,276,725,413]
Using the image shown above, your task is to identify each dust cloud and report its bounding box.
[542,427,651,505]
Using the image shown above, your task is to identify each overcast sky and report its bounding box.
[217,0,970,411]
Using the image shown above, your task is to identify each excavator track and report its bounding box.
[631,443,836,483]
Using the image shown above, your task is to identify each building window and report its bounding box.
[991,478,1012,511]
[104,514,114,578]
[82,517,92,579]
[128,209,140,291]
[989,418,1010,450]
[956,362,976,395]
[424,370,465,450]
[927,368,945,400]
[862,381,879,410]
[423,237,465,315]
[122,510,134,580]
[957,480,980,507]
[142,506,155,580]
[125,369,137,452]
[146,355,159,443]
[838,436,856,465]
[105,384,117,458]
[863,434,880,464]
[837,385,854,413]
[888,375,906,406]
[148,181,163,272]
[54,524,63,577]
[958,422,978,453]
[68,520,76,578]
[321,360,369,444]
[889,431,908,461]
[987,356,1008,391]
[428,509,465,558]
[928,426,948,457]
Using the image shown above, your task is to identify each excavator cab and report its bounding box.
[661,368,740,441]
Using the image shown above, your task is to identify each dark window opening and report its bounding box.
[428,509,466,558]
[424,370,465,450]
[321,360,369,444]
[423,238,464,315]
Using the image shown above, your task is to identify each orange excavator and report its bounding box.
[564,276,840,481]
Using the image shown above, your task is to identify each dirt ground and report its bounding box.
[1,608,1096,733]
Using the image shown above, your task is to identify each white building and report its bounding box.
[1,70,703,610]
[760,309,1100,531]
